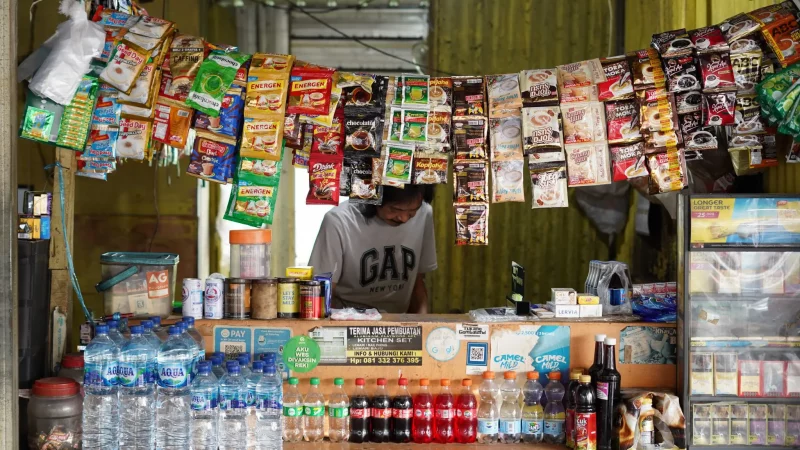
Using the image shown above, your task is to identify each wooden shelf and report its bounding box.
[284,442,565,449]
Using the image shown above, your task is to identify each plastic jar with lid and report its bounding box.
[57,353,84,387]
[251,278,278,319]
[230,230,271,279]
[27,377,82,449]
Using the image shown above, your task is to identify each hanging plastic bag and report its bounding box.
[27,0,105,105]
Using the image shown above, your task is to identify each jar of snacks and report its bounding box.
[251,278,278,320]
[230,230,271,279]
[27,377,82,449]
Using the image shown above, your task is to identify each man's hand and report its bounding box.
[407,273,429,314]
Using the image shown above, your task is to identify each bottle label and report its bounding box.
[219,392,245,410]
[350,407,370,419]
[478,418,498,434]
[521,419,544,436]
[304,405,325,417]
[372,407,392,419]
[191,392,217,411]
[84,362,118,387]
[499,419,520,434]
[544,419,564,436]
[329,406,349,418]
[596,382,609,401]
[157,363,190,388]
[435,408,454,419]
[283,406,304,417]
[246,388,257,407]
[641,419,654,432]
[257,394,281,410]
[457,408,476,419]
[575,412,597,450]
[146,362,157,384]
[117,362,146,388]
[392,408,412,419]
[414,407,433,419]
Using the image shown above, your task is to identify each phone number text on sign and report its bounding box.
[347,326,423,366]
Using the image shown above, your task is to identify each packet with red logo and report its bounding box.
[703,91,737,126]
[689,26,729,54]
[699,52,737,92]
[240,116,284,160]
[598,56,634,102]
[762,15,800,67]
[245,75,289,117]
[100,39,151,95]
[311,108,344,156]
[307,153,343,205]
[610,142,647,181]
[287,67,335,116]
[652,29,694,58]
[187,132,237,184]
[647,148,686,194]
[605,101,641,144]
[224,180,281,227]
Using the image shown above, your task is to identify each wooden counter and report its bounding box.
[176,314,677,393]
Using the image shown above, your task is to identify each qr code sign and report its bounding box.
[466,342,488,366]
[222,342,245,358]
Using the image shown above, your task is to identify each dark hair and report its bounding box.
[358,184,434,218]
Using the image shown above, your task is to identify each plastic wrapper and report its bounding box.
[617,391,684,450]
[27,1,105,105]
[468,307,539,323]
[330,308,382,321]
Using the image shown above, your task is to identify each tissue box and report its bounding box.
[551,288,577,305]
[577,293,599,305]
[554,304,579,318]
[579,304,602,317]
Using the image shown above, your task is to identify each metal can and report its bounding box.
[225,278,250,319]
[277,278,299,319]
[299,280,322,320]
[313,274,331,318]
[204,278,225,319]
[609,288,629,306]
[182,278,204,319]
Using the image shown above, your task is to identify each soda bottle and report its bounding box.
[588,334,606,389]
[282,377,303,442]
[370,378,391,442]
[328,378,350,443]
[499,371,522,444]
[575,375,597,450]
[349,378,370,443]
[477,371,499,443]
[566,369,583,449]
[391,377,413,443]
[597,338,621,450]
[521,371,544,443]
[303,377,325,442]
[455,378,477,443]
[413,378,434,443]
[543,371,566,444]
[434,379,455,443]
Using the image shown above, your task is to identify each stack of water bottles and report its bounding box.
[82,315,284,449]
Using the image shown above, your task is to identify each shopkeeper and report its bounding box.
[308,185,437,314]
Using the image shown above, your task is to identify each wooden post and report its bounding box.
[48,148,77,368]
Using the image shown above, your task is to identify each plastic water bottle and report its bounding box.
[255,363,283,450]
[521,371,545,443]
[544,371,566,444]
[118,325,156,448]
[183,316,205,348]
[106,320,127,348]
[177,321,200,382]
[155,325,193,448]
[328,377,350,442]
[191,361,219,450]
[477,371,499,443]
[140,320,162,350]
[82,324,120,449]
[149,316,168,342]
[211,355,226,379]
[303,377,325,442]
[282,377,303,442]
[245,361,265,448]
[219,361,247,449]
[237,354,252,377]
[499,371,521,443]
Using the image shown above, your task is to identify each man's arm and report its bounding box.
[407,273,429,314]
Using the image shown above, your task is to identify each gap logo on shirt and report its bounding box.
[360,245,416,292]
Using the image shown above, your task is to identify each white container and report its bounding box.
[230,230,271,279]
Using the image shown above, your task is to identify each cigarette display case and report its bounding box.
[679,194,800,449]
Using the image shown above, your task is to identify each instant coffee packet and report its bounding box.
[100,39,151,95]
[412,153,448,185]
[520,69,558,106]
[240,116,284,160]
[652,29,694,57]
[689,26,730,54]
[610,141,648,181]
[169,34,205,91]
[565,142,611,186]
[116,114,152,160]
[307,153,343,205]
[490,115,524,160]
[187,50,251,117]
[454,203,489,246]
[529,161,568,209]
[383,142,414,186]
[492,159,525,203]
[402,74,430,108]
[453,76,486,116]
[187,131,237,183]
[224,181,280,227]
[349,156,383,204]
[486,74,523,118]
[522,106,563,158]
[452,117,487,159]
[761,15,800,67]
[598,56,634,102]
[453,160,488,203]
[429,77,452,108]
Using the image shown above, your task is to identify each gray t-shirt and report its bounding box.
[308,201,437,313]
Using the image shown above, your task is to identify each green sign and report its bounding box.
[282,335,320,373]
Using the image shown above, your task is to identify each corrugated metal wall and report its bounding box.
[427,0,617,313]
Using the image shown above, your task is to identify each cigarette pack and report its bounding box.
[693,404,712,446]
[786,405,800,446]
[730,404,748,445]
[767,404,786,446]
[787,360,800,396]
[579,304,602,317]
[739,359,762,397]
[554,304,580,318]
[749,404,768,445]
[711,404,730,445]
[714,353,738,396]
[552,288,577,305]
[762,360,786,397]
[691,352,714,395]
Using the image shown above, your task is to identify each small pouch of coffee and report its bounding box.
[520,69,558,106]
[240,116,284,161]
[640,91,678,133]
[383,142,415,186]
[562,102,598,145]
[647,148,686,193]
[664,55,701,93]
[522,106,562,155]
[338,72,386,112]
[703,91,737,126]
[490,115,524,160]
[307,153,343,205]
[565,142,611,186]
[413,153,448,185]
[598,56,634,102]
[676,90,703,114]
[529,161,569,209]
[631,49,666,92]
[401,74,430,108]
[454,203,489,246]
[652,29,694,57]
[700,52,737,93]
[169,34,205,91]
[453,160,488,203]
[187,132,237,184]
[606,100,641,144]
[721,13,761,42]
[452,117,487,159]
[245,75,289,118]
[429,77,453,108]
[453,76,486,116]
[349,156,383,204]
[611,141,648,181]
[83,128,118,160]
[731,51,763,93]
[426,107,451,151]
[284,114,303,149]
[486,73,523,117]
[286,67,335,116]
[733,94,767,136]
[152,101,192,148]
[762,16,800,68]
[557,60,603,103]
[344,111,383,157]
[492,159,525,203]
[680,112,719,151]
[689,26,730,54]
[311,111,345,156]
[100,39,151,95]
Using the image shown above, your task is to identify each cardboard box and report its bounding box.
[579,304,602,317]
[286,266,313,280]
[551,288,576,305]
[577,294,599,305]
[554,304,580,318]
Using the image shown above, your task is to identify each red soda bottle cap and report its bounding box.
[398,378,408,386]
[420,378,429,386]
[355,378,365,386]
[377,378,387,386]
[462,378,472,387]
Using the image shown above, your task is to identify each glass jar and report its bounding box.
[27,377,82,450]
[225,278,250,319]
[57,353,84,387]
[251,278,278,320]
[230,230,271,279]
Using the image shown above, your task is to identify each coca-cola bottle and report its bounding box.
[391,378,413,443]
[370,378,391,443]
[349,378,370,443]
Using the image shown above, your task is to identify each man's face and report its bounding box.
[376,195,424,226]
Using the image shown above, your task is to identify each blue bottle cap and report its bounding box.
[182,316,195,326]
[95,324,109,334]
[198,361,211,374]
[168,325,181,336]
[264,363,276,374]
[150,316,161,325]
[238,352,250,363]
[261,352,276,362]
[252,361,264,372]
[226,362,240,374]
[237,355,249,366]
[141,320,153,330]
[107,320,119,329]
[130,325,143,335]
